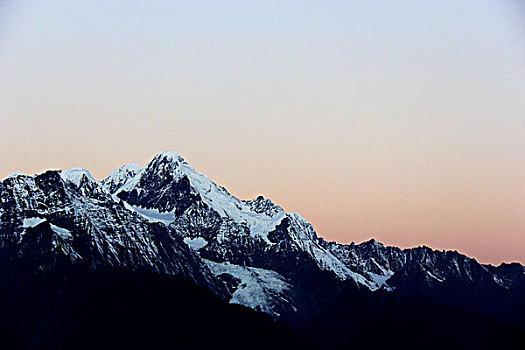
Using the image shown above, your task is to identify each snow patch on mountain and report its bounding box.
[47,223,80,260]
[19,217,47,242]
[492,275,508,289]
[205,259,294,317]
[50,224,73,241]
[22,217,46,228]
[426,271,444,282]
[122,201,175,225]
[368,271,394,290]
[184,237,208,250]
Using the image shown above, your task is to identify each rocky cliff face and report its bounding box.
[0,167,225,298]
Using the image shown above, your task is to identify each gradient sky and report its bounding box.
[1,1,524,264]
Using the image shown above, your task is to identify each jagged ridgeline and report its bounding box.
[1,151,524,349]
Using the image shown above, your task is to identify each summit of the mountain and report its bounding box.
[60,168,96,188]
[102,162,142,194]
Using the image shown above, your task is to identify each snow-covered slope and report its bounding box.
[116,151,286,241]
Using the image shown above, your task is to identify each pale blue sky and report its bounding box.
[1,1,524,263]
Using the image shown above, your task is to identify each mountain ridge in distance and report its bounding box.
[1,150,523,348]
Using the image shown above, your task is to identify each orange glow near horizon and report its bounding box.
[1,1,524,265]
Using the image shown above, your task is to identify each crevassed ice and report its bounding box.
[204,259,292,317]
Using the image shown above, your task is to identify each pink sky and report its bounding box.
[1,1,524,264]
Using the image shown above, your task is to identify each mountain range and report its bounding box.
[1,151,523,349]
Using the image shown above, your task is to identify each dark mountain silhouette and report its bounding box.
[1,151,523,348]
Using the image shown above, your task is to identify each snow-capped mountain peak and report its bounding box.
[111,151,287,243]
[156,150,184,162]
[102,162,142,194]
[60,168,95,187]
